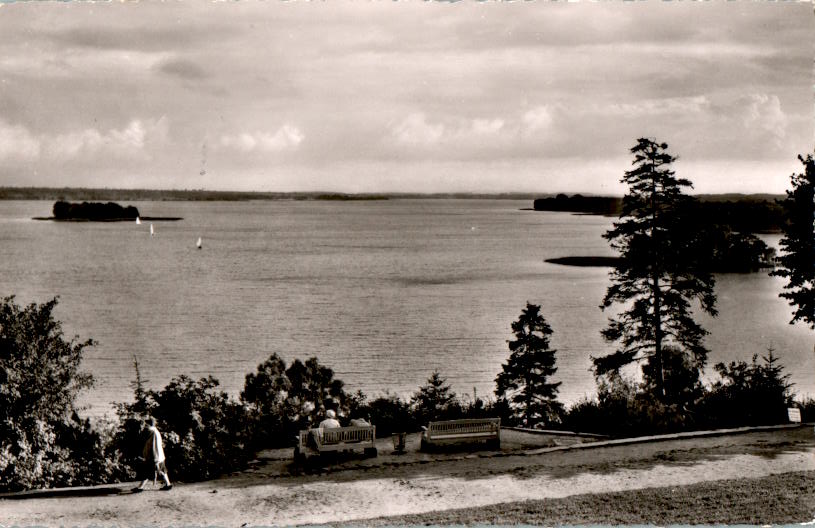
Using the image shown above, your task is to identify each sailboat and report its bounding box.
[196,236,202,249]
[135,217,141,225]
[150,223,154,237]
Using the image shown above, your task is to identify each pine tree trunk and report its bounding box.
[653,272,665,398]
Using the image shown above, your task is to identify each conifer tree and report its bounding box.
[495,302,563,427]
[771,154,815,329]
[596,138,717,400]
[412,371,458,424]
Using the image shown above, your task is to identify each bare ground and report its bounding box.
[1,426,813,527]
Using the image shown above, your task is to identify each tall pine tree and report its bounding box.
[596,138,717,400]
[495,302,563,427]
[771,154,815,329]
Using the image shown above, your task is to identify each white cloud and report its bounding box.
[219,125,304,153]
[0,119,41,162]
[48,117,169,160]
[741,93,787,147]
[392,113,508,146]
[598,96,711,118]
[391,113,445,145]
[471,118,505,135]
[522,106,556,134]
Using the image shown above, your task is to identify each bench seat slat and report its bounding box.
[429,431,496,439]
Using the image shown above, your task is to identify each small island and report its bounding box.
[33,201,182,222]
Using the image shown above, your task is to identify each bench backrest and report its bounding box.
[321,425,375,445]
[298,425,376,447]
[427,418,500,437]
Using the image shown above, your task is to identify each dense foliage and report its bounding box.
[241,354,357,449]
[698,351,794,427]
[563,351,796,437]
[771,154,815,329]
[495,303,563,427]
[0,296,114,492]
[110,373,252,482]
[596,138,717,401]
[52,201,140,221]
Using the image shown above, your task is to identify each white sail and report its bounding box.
[150,224,154,236]
[135,217,141,225]
[196,237,202,249]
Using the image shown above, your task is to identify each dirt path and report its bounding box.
[2,427,813,526]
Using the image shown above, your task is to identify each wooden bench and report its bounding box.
[293,425,377,462]
[420,418,501,451]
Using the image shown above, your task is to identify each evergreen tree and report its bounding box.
[495,303,563,427]
[771,154,815,329]
[411,371,458,424]
[596,138,717,400]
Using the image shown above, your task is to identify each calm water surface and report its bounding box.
[0,199,812,417]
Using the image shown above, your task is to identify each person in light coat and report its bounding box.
[134,417,172,491]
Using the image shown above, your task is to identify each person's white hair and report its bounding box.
[326,409,336,418]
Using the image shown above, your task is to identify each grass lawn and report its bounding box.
[359,470,815,526]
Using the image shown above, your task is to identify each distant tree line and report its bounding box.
[534,193,786,234]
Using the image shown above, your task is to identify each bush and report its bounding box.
[354,392,416,437]
[796,397,815,422]
[111,374,252,482]
[698,351,794,428]
[0,296,106,492]
[241,354,358,449]
[562,373,700,437]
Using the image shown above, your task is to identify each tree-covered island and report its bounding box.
[540,146,782,273]
[34,201,182,222]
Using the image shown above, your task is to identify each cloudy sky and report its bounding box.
[0,1,812,195]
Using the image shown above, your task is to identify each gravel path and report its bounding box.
[1,426,813,527]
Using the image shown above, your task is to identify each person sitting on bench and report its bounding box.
[309,409,340,448]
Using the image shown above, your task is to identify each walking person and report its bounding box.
[134,417,173,491]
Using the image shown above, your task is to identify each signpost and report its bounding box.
[787,407,802,423]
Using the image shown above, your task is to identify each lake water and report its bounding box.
[1,199,812,418]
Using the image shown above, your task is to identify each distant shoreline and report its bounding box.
[0,187,784,205]
[545,256,620,267]
[32,216,183,222]
[0,187,545,202]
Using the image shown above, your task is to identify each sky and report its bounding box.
[0,1,812,195]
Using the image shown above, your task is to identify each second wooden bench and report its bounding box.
[420,418,501,451]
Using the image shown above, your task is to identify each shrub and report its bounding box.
[241,355,358,449]
[796,397,815,422]
[355,392,417,437]
[562,373,699,437]
[698,350,794,427]
[111,374,252,482]
[0,296,106,492]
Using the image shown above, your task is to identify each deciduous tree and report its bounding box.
[0,296,105,491]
